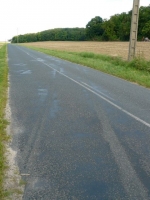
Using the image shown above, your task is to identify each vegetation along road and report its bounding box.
[7,44,150,199]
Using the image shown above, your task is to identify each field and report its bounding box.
[23,41,150,61]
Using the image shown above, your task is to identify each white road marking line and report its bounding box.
[13,63,27,66]
[44,63,150,128]
[21,70,31,75]
[21,174,30,176]
[81,81,115,101]
[17,46,150,128]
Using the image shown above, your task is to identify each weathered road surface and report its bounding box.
[8,44,150,200]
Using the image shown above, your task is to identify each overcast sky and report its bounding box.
[0,0,149,41]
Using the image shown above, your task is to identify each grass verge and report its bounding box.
[0,44,9,199]
[21,45,150,88]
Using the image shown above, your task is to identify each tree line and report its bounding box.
[11,5,150,43]
[11,28,87,43]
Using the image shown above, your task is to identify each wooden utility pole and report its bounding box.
[17,28,19,43]
[128,0,140,61]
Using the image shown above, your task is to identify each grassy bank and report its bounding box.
[0,44,9,199]
[22,45,150,88]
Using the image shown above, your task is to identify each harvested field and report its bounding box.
[23,41,150,61]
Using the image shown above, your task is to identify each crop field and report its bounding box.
[23,41,150,61]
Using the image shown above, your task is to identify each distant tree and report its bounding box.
[11,28,87,43]
[142,21,150,38]
[102,20,118,41]
[11,36,17,43]
[118,12,131,41]
[138,6,150,39]
[85,6,150,41]
[102,12,131,41]
[86,16,104,40]
[37,32,42,41]
[11,5,150,43]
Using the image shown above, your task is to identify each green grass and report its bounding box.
[21,45,150,88]
[0,44,9,199]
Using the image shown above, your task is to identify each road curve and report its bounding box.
[8,44,150,200]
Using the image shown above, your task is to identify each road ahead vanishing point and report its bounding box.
[8,44,150,200]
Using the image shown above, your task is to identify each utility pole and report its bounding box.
[17,28,19,43]
[128,0,140,61]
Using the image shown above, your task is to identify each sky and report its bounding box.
[0,0,149,41]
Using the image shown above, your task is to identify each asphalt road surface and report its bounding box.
[8,44,150,200]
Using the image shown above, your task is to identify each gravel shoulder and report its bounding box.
[4,87,24,200]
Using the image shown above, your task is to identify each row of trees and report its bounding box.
[11,28,86,43]
[86,5,150,41]
[11,5,150,43]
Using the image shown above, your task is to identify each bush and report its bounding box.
[128,54,150,72]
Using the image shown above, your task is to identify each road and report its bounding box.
[8,44,150,200]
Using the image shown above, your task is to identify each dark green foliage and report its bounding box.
[138,6,150,39]
[101,12,131,41]
[11,28,87,43]
[86,16,104,40]
[89,5,150,41]
[40,28,87,41]
[11,5,150,43]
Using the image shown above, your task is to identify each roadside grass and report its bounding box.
[0,44,3,49]
[21,45,150,88]
[0,44,9,199]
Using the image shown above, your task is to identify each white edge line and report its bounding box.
[17,46,150,128]
[21,174,30,176]
[81,81,115,101]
